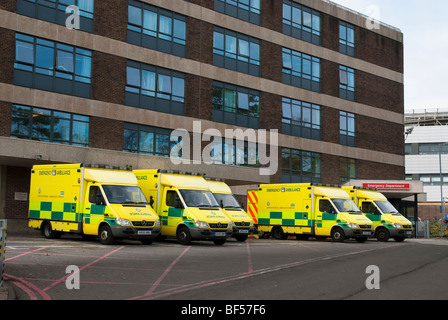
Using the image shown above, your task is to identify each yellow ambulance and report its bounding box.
[206,179,254,241]
[134,170,233,245]
[28,164,161,245]
[343,186,413,242]
[247,183,374,242]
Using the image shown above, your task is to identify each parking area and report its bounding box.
[3,232,448,301]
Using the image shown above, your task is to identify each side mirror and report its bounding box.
[95,194,105,206]
[174,198,183,209]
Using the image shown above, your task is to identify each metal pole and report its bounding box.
[440,144,446,238]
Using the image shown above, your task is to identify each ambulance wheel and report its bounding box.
[375,227,390,242]
[235,235,248,242]
[177,226,192,245]
[331,227,346,242]
[213,239,226,245]
[41,221,61,239]
[355,237,368,243]
[272,226,288,240]
[99,225,114,245]
[141,239,154,245]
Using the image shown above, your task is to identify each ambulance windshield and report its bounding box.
[102,185,148,205]
[213,193,241,209]
[374,201,399,214]
[179,189,219,208]
[332,199,362,214]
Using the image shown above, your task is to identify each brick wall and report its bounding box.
[89,117,124,151]
[185,75,213,120]
[5,166,30,220]
[356,115,404,155]
[91,52,126,105]
[0,28,15,85]
[0,102,11,137]
[356,70,404,114]
[94,0,127,41]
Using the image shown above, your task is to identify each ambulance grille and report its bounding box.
[132,221,155,227]
[359,225,372,229]
[403,225,412,229]
[209,223,228,229]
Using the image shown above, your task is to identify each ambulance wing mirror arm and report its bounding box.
[174,197,184,209]
[95,194,106,206]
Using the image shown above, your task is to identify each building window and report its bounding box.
[339,21,355,56]
[123,123,181,157]
[14,33,92,98]
[282,0,321,45]
[418,143,448,155]
[11,105,89,146]
[339,65,355,101]
[213,27,260,76]
[125,60,185,115]
[282,97,320,140]
[419,175,448,186]
[339,111,356,146]
[17,0,94,32]
[214,0,261,25]
[127,1,187,57]
[212,81,260,129]
[340,157,356,183]
[282,48,321,92]
[210,138,258,167]
[282,148,321,183]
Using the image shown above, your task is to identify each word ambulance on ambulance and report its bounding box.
[28,164,161,245]
[134,170,233,245]
[247,183,374,242]
[343,186,413,242]
[206,179,254,241]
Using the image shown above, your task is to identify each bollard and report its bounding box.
[0,220,6,287]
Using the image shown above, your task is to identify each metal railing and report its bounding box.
[0,220,6,287]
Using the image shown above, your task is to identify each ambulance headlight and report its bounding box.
[228,221,233,229]
[194,221,208,228]
[392,223,402,228]
[347,223,359,229]
[154,219,160,226]
[116,218,132,226]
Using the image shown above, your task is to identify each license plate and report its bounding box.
[362,231,371,235]
[138,230,152,235]
[238,229,249,234]
[214,232,226,237]
[405,231,412,235]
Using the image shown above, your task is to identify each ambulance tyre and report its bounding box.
[41,221,62,239]
[177,225,192,245]
[272,226,288,240]
[331,227,346,242]
[99,224,114,245]
[375,227,390,242]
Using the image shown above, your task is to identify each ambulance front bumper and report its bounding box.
[388,228,413,238]
[189,228,233,240]
[110,226,161,239]
[232,227,255,237]
[343,228,373,238]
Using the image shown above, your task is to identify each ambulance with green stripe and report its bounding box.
[247,183,374,242]
[134,170,233,245]
[343,186,413,242]
[28,164,161,245]
[206,179,254,241]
